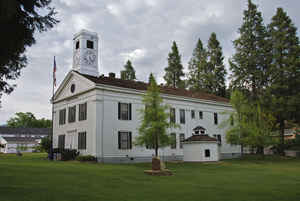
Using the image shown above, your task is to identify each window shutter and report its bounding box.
[118,132,121,149]
[78,134,80,149]
[129,132,132,149]
[118,103,121,120]
[83,133,86,149]
[129,104,132,120]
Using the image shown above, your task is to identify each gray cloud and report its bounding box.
[1,0,300,124]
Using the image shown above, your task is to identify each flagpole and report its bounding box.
[50,56,55,160]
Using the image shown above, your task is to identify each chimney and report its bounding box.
[109,72,116,78]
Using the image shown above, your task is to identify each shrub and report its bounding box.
[76,155,97,162]
[61,149,79,161]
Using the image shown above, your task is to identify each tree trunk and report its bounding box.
[155,133,158,157]
[279,119,285,156]
[241,144,244,157]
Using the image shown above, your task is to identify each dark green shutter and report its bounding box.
[118,103,121,120]
[118,132,121,149]
[129,132,132,149]
[129,104,132,120]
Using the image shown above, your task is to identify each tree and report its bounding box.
[136,73,178,157]
[267,7,300,154]
[187,39,209,91]
[0,0,58,103]
[120,60,136,80]
[164,41,185,88]
[223,90,275,155]
[39,136,51,153]
[229,0,271,99]
[207,33,227,97]
[7,112,52,128]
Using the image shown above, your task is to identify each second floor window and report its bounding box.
[191,110,195,119]
[79,103,87,121]
[118,103,132,120]
[59,109,66,125]
[68,106,76,123]
[199,111,203,119]
[180,109,185,124]
[214,113,218,125]
[170,108,176,123]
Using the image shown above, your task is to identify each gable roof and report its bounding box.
[0,127,51,135]
[184,134,217,142]
[76,71,229,103]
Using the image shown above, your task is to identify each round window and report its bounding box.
[70,84,75,93]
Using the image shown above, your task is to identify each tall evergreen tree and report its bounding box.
[120,60,136,80]
[187,39,208,91]
[229,0,271,99]
[136,74,177,157]
[0,0,58,103]
[207,32,227,97]
[267,8,300,154]
[164,41,185,88]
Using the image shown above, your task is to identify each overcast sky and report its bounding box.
[0,0,299,124]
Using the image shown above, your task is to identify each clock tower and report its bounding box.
[73,29,99,77]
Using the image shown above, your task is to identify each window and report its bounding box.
[171,133,176,149]
[58,135,65,150]
[59,109,66,125]
[170,108,176,123]
[180,109,185,124]
[199,111,203,119]
[79,103,87,121]
[118,103,132,120]
[179,134,185,149]
[87,40,94,49]
[213,134,222,144]
[205,149,210,157]
[68,106,76,123]
[75,41,79,49]
[78,132,86,149]
[118,131,132,150]
[191,110,195,119]
[214,113,218,125]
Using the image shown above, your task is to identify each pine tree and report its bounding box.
[136,74,178,157]
[229,0,271,99]
[164,41,185,88]
[0,0,58,103]
[187,39,208,91]
[120,60,136,80]
[267,8,300,154]
[207,32,227,97]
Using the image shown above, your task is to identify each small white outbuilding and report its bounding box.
[183,126,220,162]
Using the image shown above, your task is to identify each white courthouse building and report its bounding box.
[52,30,241,163]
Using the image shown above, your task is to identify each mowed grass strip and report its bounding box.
[0,153,300,201]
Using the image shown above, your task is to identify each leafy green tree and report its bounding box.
[120,60,136,80]
[267,7,300,154]
[39,136,51,153]
[7,112,52,128]
[229,0,271,99]
[222,90,275,155]
[187,39,208,91]
[136,74,178,156]
[0,0,59,104]
[164,41,185,88]
[207,32,227,97]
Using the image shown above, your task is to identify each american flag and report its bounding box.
[53,56,57,87]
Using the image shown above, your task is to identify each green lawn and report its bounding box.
[1,153,300,201]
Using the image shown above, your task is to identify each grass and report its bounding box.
[1,153,300,201]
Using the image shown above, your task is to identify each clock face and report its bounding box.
[73,50,80,66]
[83,50,96,65]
